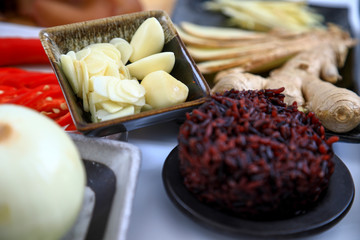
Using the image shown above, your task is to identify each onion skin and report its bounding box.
[0,104,86,240]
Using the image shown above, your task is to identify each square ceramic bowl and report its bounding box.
[63,133,141,240]
[39,10,210,137]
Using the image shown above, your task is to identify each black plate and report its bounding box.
[162,146,355,238]
[172,0,360,143]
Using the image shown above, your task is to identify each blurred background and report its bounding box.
[0,0,176,27]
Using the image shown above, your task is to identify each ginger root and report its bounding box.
[212,25,359,133]
[212,72,266,93]
[303,76,360,132]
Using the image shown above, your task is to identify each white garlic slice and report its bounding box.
[110,37,133,64]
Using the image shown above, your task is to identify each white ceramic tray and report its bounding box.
[62,133,141,240]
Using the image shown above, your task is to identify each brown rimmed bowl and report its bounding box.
[39,10,210,137]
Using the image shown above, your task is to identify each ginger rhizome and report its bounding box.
[212,25,359,133]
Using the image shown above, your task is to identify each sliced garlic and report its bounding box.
[86,43,121,66]
[99,101,124,113]
[80,60,89,94]
[88,91,108,104]
[66,50,77,59]
[91,75,111,98]
[83,50,108,77]
[110,37,133,64]
[60,54,79,95]
[104,62,121,79]
[82,83,89,112]
[75,47,91,61]
[117,79,145,103]
[96,105,135,121]
[73,60,84,97]
[119,62,131,80]
[107,77,128,102]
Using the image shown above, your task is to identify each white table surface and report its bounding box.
[0,1,359,239]
[127,1,360,239]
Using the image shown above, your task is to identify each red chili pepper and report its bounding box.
[7,85,47,105]
[23,87,62,108]
[0,68,58,87]
[55,111,73,125]
[55,112,77,131]
[0,38,50,66]
[37,99,66,112]
[64,122,77,131]
[0,88,29,103]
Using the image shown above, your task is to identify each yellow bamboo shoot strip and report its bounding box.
[204,0,324,32]
[196,31,330,74]
[186,28,328,62]
[176,26,270,48]
[177,22,323,49]
[187,42,281,61]
[180,21,267,41]
[179,22,354,75]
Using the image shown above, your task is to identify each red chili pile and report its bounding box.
[0,68,75,131]
[178,88,338,219]
[0,38,75,130]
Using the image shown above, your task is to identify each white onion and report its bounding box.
[0,104,86,240]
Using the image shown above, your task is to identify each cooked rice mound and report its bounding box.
[178,88,338,219]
